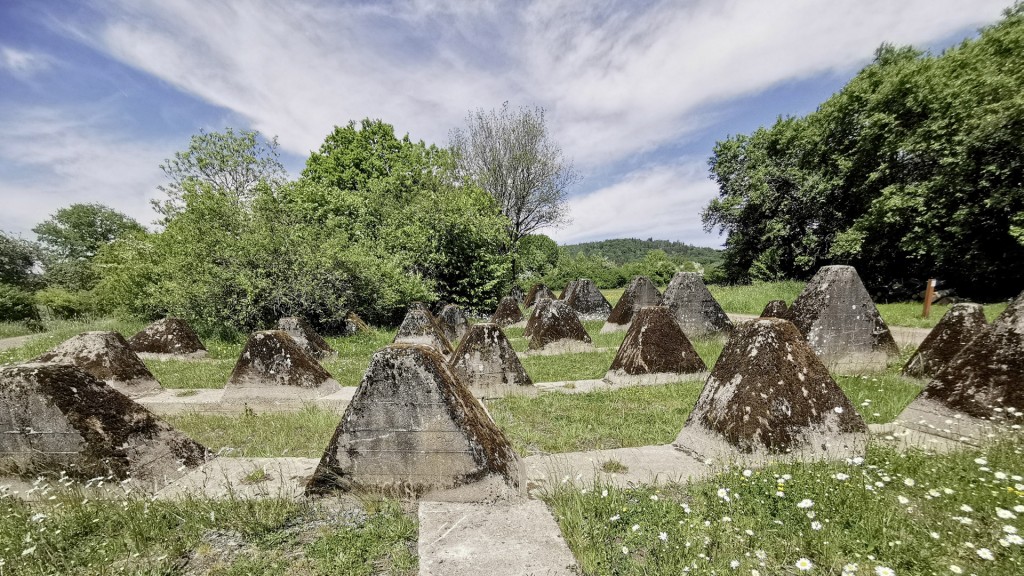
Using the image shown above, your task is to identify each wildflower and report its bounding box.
[875,567,894,576]
[797,499,814,509]
[658,532,668,542]
[974,458,987,465]
[21,546,36,557]
[995,471,1008,480]
[897,496,909,505]
[843,563,859,573]
[622,546,629,554]
[1008,534,1024,545]
[751,570,761,576]
[903,478,915,487]
[650,494,659,501]
[718,488,731,502]
[834,406,844,414]
[745,529,754,536]
[631,524,640,532]
[730,560,740,569]
[795,557,813,571]
[1003,525,1017,534]
[742,469,753,477]
[811,521,823,530]
[835,473,850,481]
[976,548,994,560]
[609,514,620,522]
[930,531,940,539]
[996,508,1017,519]
[1016,505,1024,513]
[948,565,962,574]
[959,504,973,512]
[755,550,767,560]
[601,489,608,498]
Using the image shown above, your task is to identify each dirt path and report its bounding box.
[0,334,35,351]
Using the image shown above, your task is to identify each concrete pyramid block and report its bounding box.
[602,276,662,333]
[522,298,551,339]
[898,292,1024,439]
[759,300,791,320]
[35,331,161,397]
[0,362,210,488]
[565,278,612,320]
[277,316,336,360]
[524,284,555,308]
[674,318,868,463]
[128,317,207,359]
[491,296,524,327]
[451,323,534,398]
[559,280,579,301]
[662,272,733,339]
[394,307,454,356]
[438,304,471,346]
[307,344,522,499]
[342,311,370,336]
[526,299,594,354]
[606,306,706,386]
[789,265,899,373]
[224,330,340,400]
[903,303,988,379]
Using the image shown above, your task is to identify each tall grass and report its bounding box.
[708,281,807,316]
[167,406,340,458]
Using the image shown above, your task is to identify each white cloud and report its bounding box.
[0,106,171,235]
[546,160,721,246]
[0,46,54,79]
[73,0,1005,168]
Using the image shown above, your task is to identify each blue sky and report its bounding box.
[0,0,1010,247]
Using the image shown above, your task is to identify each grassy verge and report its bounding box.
[166,406,339,458]
[0,321,38,339]
[878,301,1009,329]
[709,281,807,316]
[488,381,704,456]
[0,317,146,365]
[0,492,416,575]
[544,439,1024,575]
[323,329,396,387]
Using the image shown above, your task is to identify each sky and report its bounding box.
[0,0,1011,248]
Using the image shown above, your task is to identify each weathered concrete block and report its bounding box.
[606,306,706,385]
[899,291,1024,429]
[277,316,336,360]
[903,303,987,379]
[524,284,556,308]
[490,296,524,327]
[128,317,207,359]
[602,276,662,333]
[224,331,340,400]
[674,318,868,464]
[759,300,791,321]
[789,265,898,373]
[526,299,594,353]
[35,331,161,397]
[451,323,534,398]
[438,304,471,346]
[342,311,370,336]
[0,363,210,489]
[558,280,579,301]
[565,279,612,320]
[662,272,733,339]
[307,345,522,499]
[393,307,454,356]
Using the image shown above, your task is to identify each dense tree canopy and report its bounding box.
[704,6,1024,300]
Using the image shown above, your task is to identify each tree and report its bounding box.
[32,203,145,291]
[154,128,286,222]
[0,231,40,289]
[449,103,579,281]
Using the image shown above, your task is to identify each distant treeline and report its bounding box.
[560,238,723,267]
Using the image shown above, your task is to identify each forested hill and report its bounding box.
[561,238,723,266]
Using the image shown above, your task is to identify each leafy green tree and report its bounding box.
[0,232,40,289]
[449,103,578,282]
[704,7,1024,299]
[154,128,285,223]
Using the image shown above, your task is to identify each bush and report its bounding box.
[0,283,40,323]
[34,287,101,319]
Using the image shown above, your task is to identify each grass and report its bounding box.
[322,329,396,387]
[877,301,1009,329]
[0,491,417,575]
[707,280,807,316]
[543,439,1024,575]
[488,381,704,456]
[166,406,340,458]
[0,317,146,365]
[0,321,39,339]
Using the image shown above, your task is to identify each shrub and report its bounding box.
[34,287,101,319]
[0,283,40,323]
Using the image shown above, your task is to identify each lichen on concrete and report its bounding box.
[565,278,612,320]
[35,331,162,397]
[759,300,791,321]
[662,272,733,339]
[788,265,898,374]
[393,307,454,357]
[607,306,706,380]
[524,284,556,308]
[903,303,987,379]
[491,296,524,327]
[438,304,471,346]
[224,330,340,400]
[277,316,336,360]
[128,317,208,359]
[674,318,868,464]
[526,299,593,352]
[602,276,662,333]
[0,363,210,489]
[450,323,534,398]
[306,344,522,499]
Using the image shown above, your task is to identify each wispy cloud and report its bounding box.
[0,105,171,235]
[0,46,55,79]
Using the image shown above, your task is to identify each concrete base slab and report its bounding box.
[156,457,319,500]
[418,499,577,576]
[895,398,1006,446]
[890,326,931,349]
[599,322,629,334]
[726,313,758,324]
[137,351,209,361]
[524,445,709,489]
[603,370,706,387]
[520,341,598,356]
[674,425,869,468]
[137,387,355,415]
[869,422,973,453]
[534,379,612,394]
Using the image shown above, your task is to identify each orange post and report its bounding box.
[922,278,936,318]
